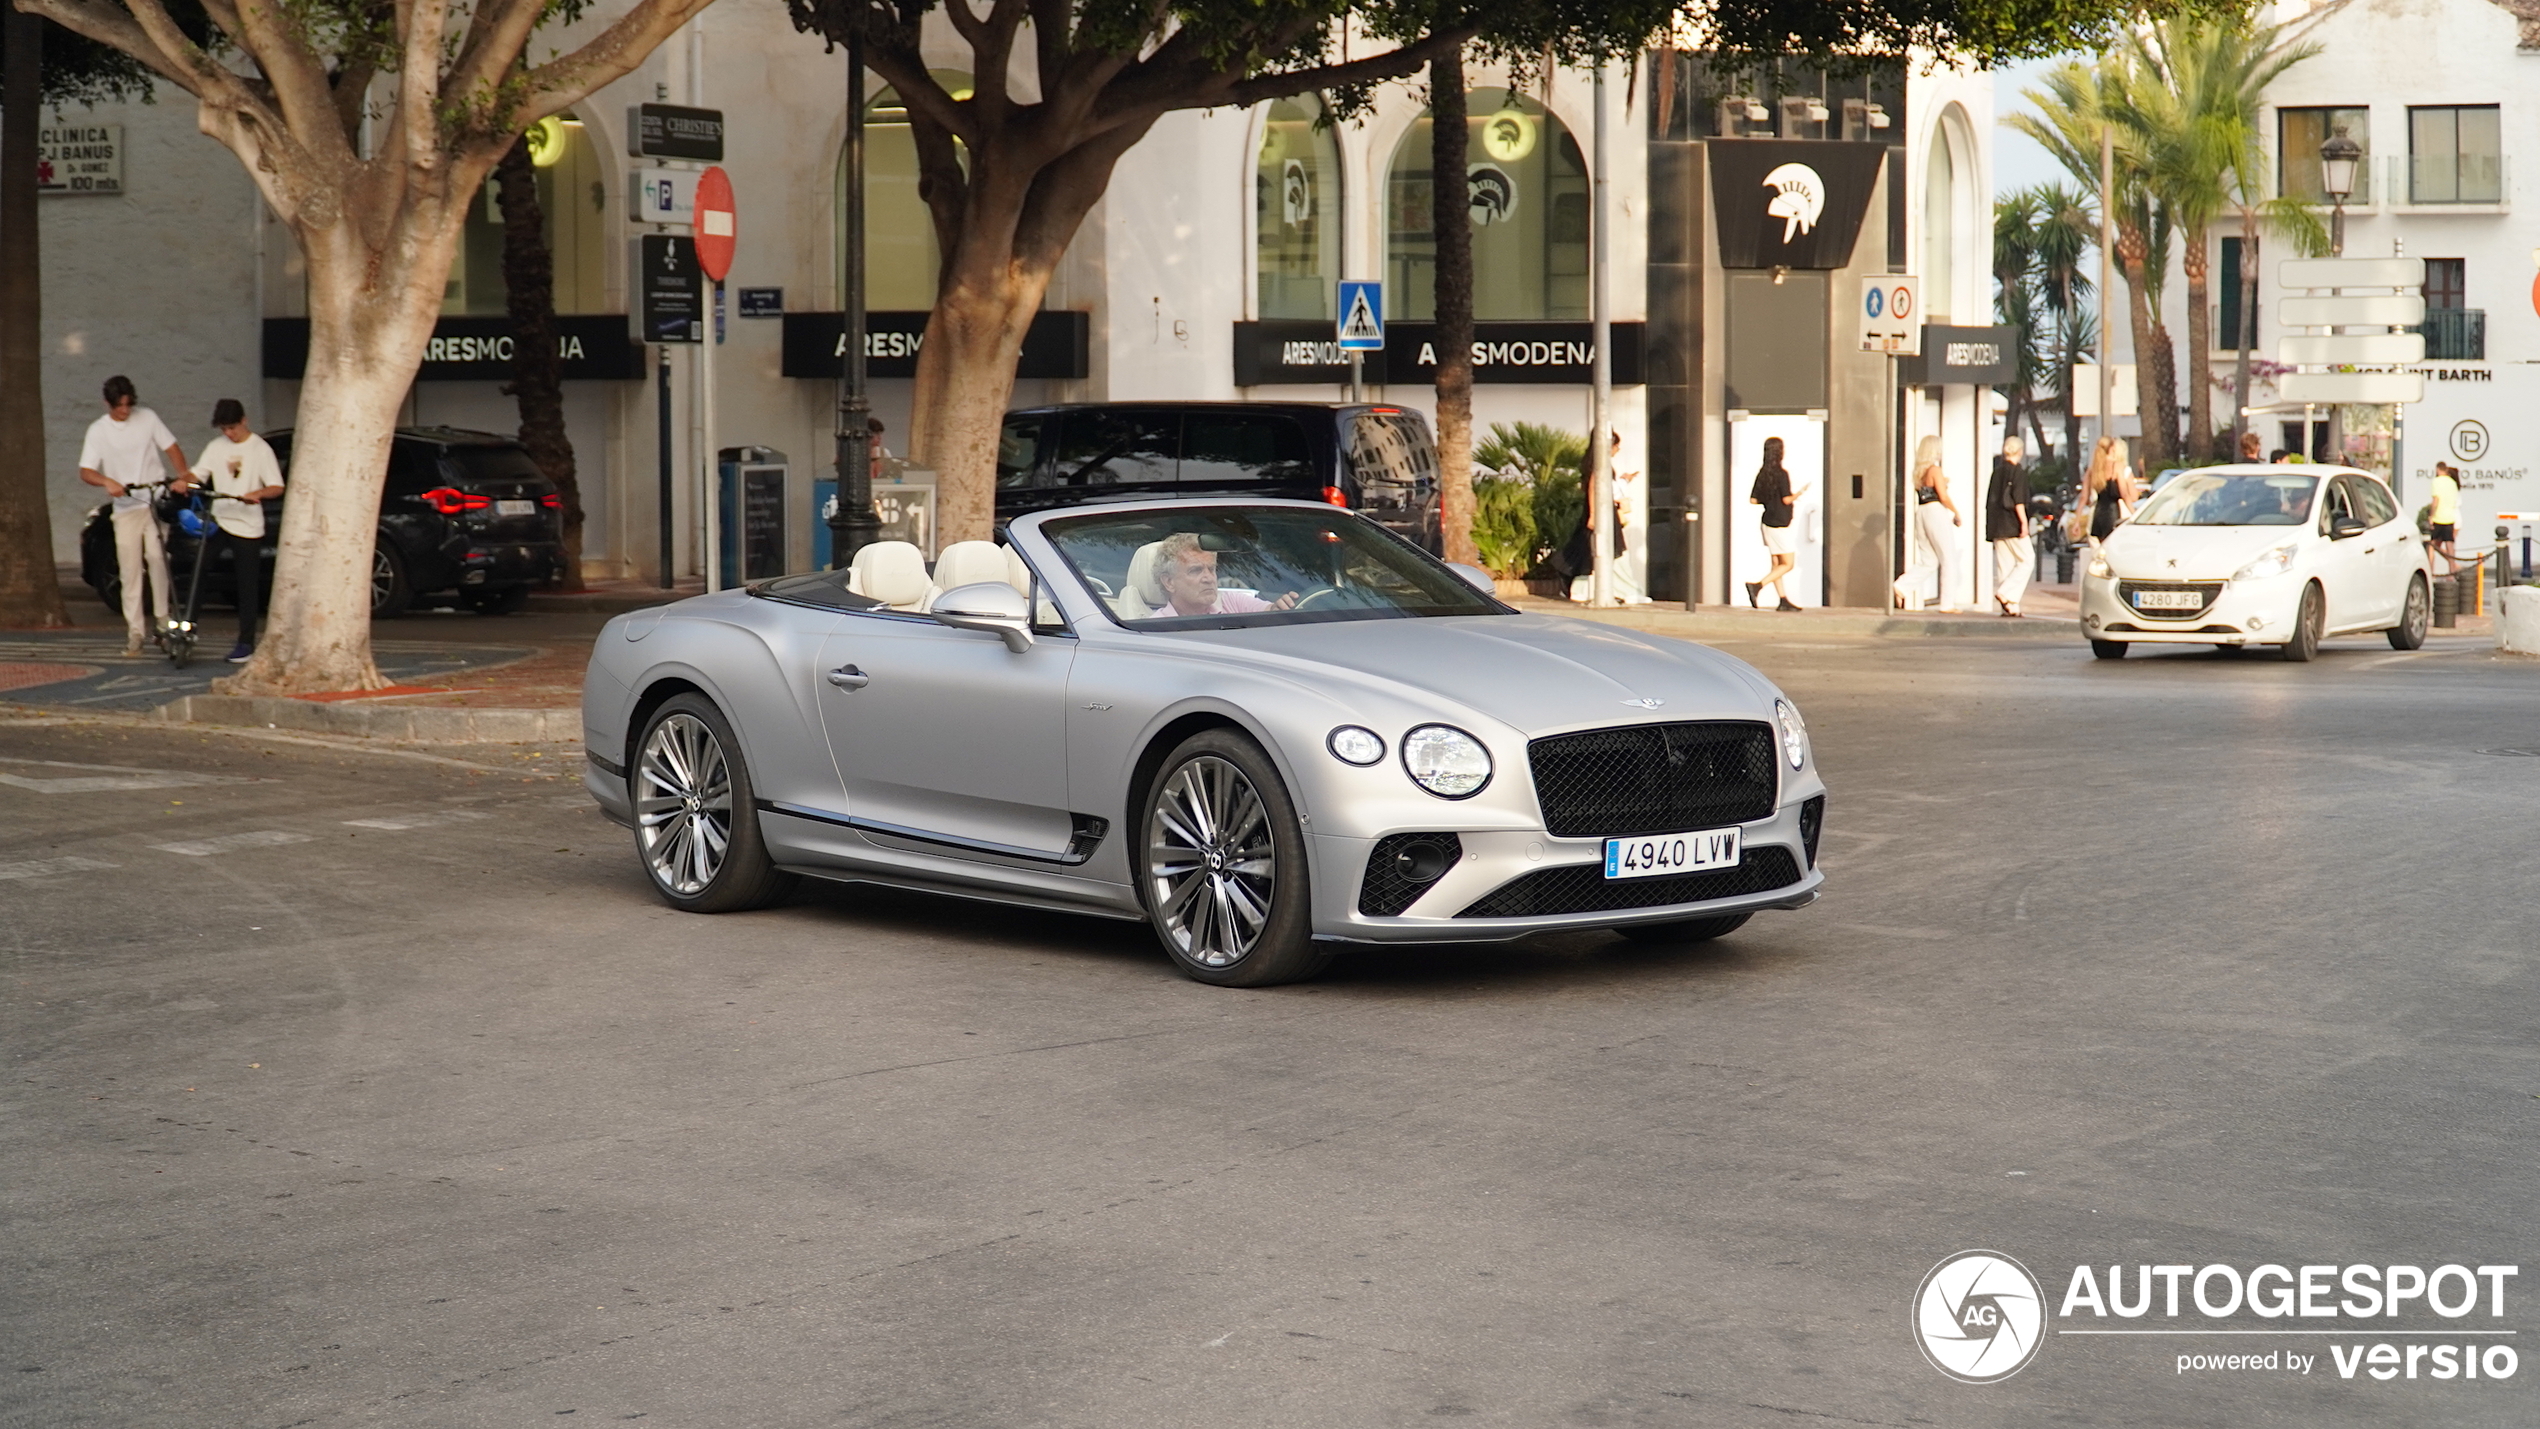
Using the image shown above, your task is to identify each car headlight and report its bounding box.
[2232,542,2299,581]
[1400,724,1491,799]
[1326,725,1385,766]
[2086,555,2112,580]
[1773,699,1808,771]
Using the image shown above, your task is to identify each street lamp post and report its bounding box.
[2320,124,2361,259]
[827,32,883,569]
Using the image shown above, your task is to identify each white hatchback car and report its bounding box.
[2079,465,2431,661]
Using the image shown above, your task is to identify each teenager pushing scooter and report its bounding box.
[170,400,285,665]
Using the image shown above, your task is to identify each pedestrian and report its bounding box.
[1744,436,1808,611]
[2427,461,2461,569]
[2085,436,2136,548]
[76,375,191,656]
[172,399,285,663]
[1891,435,1962,611]
[1604,432,1650,604]
[1986,436,2033,617]
[2240,430,2264,463]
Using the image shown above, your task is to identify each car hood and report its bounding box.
[1190,614,1776,731]
[2104,524,2304,580]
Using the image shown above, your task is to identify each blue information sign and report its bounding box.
[1336,280,1384,351]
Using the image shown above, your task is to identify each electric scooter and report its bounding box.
[164,489,261,669]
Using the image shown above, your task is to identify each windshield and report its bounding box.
[1042,506,1505,628]
[2132,472,2318,526]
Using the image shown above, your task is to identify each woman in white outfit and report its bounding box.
[1893,435,1964,610]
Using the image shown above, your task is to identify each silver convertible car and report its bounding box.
[582,499,1827,986]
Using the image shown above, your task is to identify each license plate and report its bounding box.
[495,498,536,517]
[1604,826,1742,881]
[2134,589,2203,611]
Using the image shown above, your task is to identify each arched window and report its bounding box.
[1385,90,1588,321]
[843,71,974,310]
[1255,96,1341,320]
[443,112,609,315]
[1922,123,1958,322]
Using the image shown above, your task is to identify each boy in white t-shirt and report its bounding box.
[77,374,193,655]
[173,399,286,663]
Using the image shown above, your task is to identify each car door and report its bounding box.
[2349,474,2417,624]
[2312,477,2377,630]
[813,606,1082,860]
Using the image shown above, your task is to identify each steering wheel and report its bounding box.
[1292,586,1347,611]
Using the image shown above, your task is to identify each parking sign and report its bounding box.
[1861,275,1919,354]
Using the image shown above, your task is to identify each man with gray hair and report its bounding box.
[1143,532,1301,618]
[1984,436,2033,617]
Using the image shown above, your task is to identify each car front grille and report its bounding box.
[1526,721,1779,839]
[1357,833,1464,917]
[1455,847,1804,919]
[2118,580,2225,621]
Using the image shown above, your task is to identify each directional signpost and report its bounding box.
[1337,280,1382,402]
[2276,256,2426,408]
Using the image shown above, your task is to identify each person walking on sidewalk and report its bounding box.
[173,399,285,663]
[2084,436,2136,548]
[1744,436,1809,611]
[76,375,191,656]
[1985,436,2033,617]
[1891,435,1963,611]
[2428,461,2462,570]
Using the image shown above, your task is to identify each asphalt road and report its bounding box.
[4,629,2535,1428]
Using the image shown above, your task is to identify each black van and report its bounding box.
[994,402,1442,552]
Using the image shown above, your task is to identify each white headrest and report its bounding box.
[850,540,931,609]
[932,540,1014,594]
[1127,541,1171,608]
[1004,545,1034,594]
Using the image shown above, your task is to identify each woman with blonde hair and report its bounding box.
[1891,434,1964,610]
[2085,436,2138,545]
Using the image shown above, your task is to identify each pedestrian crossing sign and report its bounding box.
[1337,281,1384,351]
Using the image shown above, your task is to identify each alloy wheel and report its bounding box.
[372,548,394,610]
[1146,755,1277,968]
[636,712,734,895]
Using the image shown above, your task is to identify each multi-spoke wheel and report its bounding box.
[2279,582,2323,662]
[2387,574,2430,650]
[631,693,795,912]
[371,544,412,618]
[1138,729,1325,986]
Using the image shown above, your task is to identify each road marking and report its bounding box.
[151,830,313,856]
[343,809,495,831]
[0,856,121,880]
[0,756,258,793]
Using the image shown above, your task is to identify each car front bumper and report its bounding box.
[2079,571,2305,644]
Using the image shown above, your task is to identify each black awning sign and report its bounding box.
[632,103,724,162]
[1710,140,1888,270]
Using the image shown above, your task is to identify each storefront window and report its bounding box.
[443,112,609,315]
[843,71,974,310]
[1385,90,1588,321]
[1255,97,1341,320]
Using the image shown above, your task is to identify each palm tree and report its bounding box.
[2010,61,2180,470]
[2029,182,2097,469]
[1992,190,2045,456]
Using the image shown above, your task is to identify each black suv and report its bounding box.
[994,402,1442,551]
[80,426,565,618]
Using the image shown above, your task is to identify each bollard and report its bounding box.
[2055,548,2076,584]
[2432,576,2459,628]
[2502,586,2540,655]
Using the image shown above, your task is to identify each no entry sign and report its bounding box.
[694,166,736,283]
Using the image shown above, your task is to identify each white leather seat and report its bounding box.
[930,540,1015,607]
[849,540,931,611]
[1118,540,1169,619]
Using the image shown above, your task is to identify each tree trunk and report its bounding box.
[2181,228,2212,462]
[1430,46,1476,564]
[2145,318,2180,470]
[2116,228,2167,471]
[907,262,1050,544]
[216,221,458,694]
[0,8,68,629]
[496,135,583,591]
[2229,211,2257,457]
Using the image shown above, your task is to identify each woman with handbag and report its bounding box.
[1891,435,1964,611]
[2084,437,2138,548]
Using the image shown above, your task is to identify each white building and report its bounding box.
[31,10,1991,607]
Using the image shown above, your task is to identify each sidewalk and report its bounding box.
[1506,576,2083,639]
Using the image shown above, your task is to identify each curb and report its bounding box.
[1507,599,2079,640]
[156,694,578,743]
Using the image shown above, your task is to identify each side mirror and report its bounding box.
[2331,516,2370,540]
[930,582,1034,652]
[1446,561,1498,595]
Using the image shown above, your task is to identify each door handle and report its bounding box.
[825,664,870,690]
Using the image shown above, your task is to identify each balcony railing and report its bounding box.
[2413,307,2486,360]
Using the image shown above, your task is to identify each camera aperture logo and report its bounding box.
[1914,1251,2047,1383]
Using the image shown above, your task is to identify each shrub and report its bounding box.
[1474,422,1587,577]
[1472,477,1536,577]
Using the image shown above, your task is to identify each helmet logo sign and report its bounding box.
[1762,162,1826,243]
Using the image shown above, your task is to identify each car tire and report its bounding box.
[94,574,121,614]
[630,693,798,914]
[1136,728,1327,988]
[371,543,413,619]
[464,584,530,616]
[2089,638,2129,660]
[2279,582,2323,662]
[1614,912,1751,945]
[2386,574,2430,650]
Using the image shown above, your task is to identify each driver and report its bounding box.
[1145,532,1301,618]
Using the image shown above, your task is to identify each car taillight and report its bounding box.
[1321,485,1349,508]
[540,493,560,509]
[421,487,490,515]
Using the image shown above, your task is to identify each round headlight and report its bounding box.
[1400,724,1492,799]
[1327,725,1385,766]
[1773,699,1807,771]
